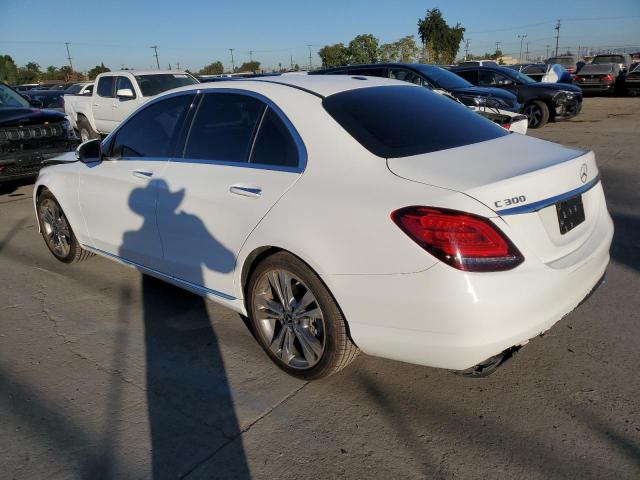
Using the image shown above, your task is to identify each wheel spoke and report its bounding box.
[269,325,287,356]
[267,271,287,308]
[292,290,315,316]
[255,295,284,318]
[278,271,294,310]
[282,327,296,364]
[298,307,322,321]
[293,325,322,364]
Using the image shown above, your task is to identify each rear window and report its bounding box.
[548,57,575,67]
[323,85,508,158]
[97,76,115,98]
[592,55,624,64]
[135,74,199,97]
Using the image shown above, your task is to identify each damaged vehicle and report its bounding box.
[624,62,640,95]
[451,65,582,128]
[0,82,76,183]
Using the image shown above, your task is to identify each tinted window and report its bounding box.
[135,73,199,97]
[97,76,115,98]
[184,93,265,162]
[250,108,298,167]
[347,67,387,77]
[0,83,30,107]
[454,69,478,84]
[65,84,83,94]
[592,55,625,64]
[323,85,507,158]
[389,68,426,86]
[116,76,136,97]
[111,94,193,158]
[414,65,472,90]
[479,70,513,87]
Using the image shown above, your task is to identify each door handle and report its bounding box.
[229,185,262,198]
[132,170,153,179]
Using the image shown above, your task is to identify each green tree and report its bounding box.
[16,67,39,84]
[348,34,379,64]
[87,63,110,80]
[378,35,420,63]
[199,61,224,75]
[0,55,19,84]
[417,8,465,64]
[238,61,260,73]
[318,43,350,68]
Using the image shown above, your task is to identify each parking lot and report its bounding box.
[1,96,639,479]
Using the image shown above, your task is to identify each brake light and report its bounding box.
[574,76,584,83]
[391,206,524,272]
[600,74,614,82]
[501,123,511,130]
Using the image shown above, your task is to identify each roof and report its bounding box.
[178,74,414,98]
[101,70,190,76]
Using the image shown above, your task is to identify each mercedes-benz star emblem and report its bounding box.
[580,164,588,184]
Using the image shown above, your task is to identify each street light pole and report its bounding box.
[229,48,235,72]
[518,34,527,63]
[554,20,561,56]
[307,44,313,70]
[150,45,160,69]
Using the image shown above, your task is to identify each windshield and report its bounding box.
[135,73,199,97]
[0,83,30,108]
[322,85,507,158]
[414,65,473,90]
[509,70,536,84]
[593,55,624,64]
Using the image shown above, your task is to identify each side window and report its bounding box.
[249,108,298,168]
[97,76,115,98]
[456,70,478,84]
[84,84,93,95]
[116,76,136,98]
[183,93,265,162]
[478,70,497,87]
[111,94,193,159]
[389,68,425,86]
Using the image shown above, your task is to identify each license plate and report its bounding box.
[556,195,585,234]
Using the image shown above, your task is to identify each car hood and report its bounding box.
[522,82,582,93]
[448,86,517,102]
[0,107,66,127]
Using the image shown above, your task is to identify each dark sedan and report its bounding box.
[310,63,520,112]
[450,65,582,128]
[574,63,623,95]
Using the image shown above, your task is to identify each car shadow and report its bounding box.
[119,179,250,479]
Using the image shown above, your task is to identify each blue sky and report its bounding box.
[1,0,638,72]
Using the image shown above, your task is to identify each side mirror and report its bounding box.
[76,139,102,163]
[116,88,135,99]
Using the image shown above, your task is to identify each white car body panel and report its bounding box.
[36,76,613,371]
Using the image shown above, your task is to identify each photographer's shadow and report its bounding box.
[120,179,249,479]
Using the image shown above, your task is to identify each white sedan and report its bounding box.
[34,76,613,379]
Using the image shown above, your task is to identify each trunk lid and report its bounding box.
[387,134,603,264]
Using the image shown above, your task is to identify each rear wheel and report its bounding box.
[247,252,358,380]
[77,116,99,143]
[524,100,549,129]
[37,190,93,264]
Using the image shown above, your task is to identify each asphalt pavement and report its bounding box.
[1,97,639,479]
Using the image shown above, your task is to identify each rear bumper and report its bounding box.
[579,84,614,94]
[327,201,613,370]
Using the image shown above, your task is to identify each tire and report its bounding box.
[247,251,359,380]
[524,100,549,129]
[77,116,99,143]
[37,190,94,264]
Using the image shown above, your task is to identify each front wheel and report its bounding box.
[37,190,93,263]
[247,252,359,380]
[523,100,550,129]
[76,116,99,143]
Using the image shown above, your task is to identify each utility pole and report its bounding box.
[290,55,294,71]
[307,44,313,70]
[464,38,471,61]
[517,34,527,63]
[249,50,254,62]
[554,20,561,56]
[229,48,235,72]
[64,42,73,70]
[545,44,550,59]
[176,61,181,70]
[525,42,530,61]
[494,41,501,61]
[150,45,160,69]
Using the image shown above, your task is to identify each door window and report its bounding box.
[455,70,478,84]
[479,70,513,87]
[183,93,265,163]
[249,108,298,168]
[388,68,426,86]
[97,76,115,98]
[110,94,194,159]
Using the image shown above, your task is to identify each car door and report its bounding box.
[155,91,304,298]
[93,76,116,133]
[79,93,195,271]
[111,76,140,125]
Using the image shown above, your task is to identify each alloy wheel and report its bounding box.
[524,104,541,128]
[39,198,71,258]
[253,269,326,369]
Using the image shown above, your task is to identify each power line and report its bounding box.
[150,45,160,69]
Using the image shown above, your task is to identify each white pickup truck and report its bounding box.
[65,70,199,141]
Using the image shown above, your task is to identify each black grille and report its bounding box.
[0,123,64,142]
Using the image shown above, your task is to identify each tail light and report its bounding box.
[574,76,584,83]
[391,206,524,272]
[600,74,614,82]
[501,123,511,130]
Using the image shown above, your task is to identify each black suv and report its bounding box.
[310,63,520,112]
[450,65,582,128]
[0,82,77,183]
